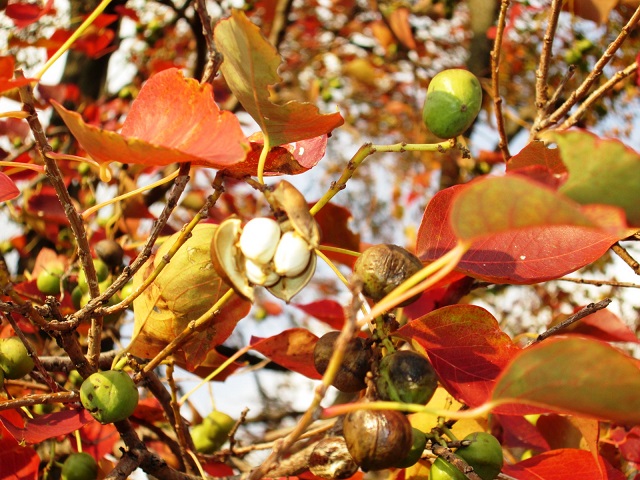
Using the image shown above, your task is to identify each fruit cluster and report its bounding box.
[430,432,504,480]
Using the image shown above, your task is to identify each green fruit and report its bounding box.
[191,423,219,454]
[422,69,482,139]
[0,336,34,379]
[203,410,235,440]
[394,427,427,468]
[429,457,466,480]
[456,432,503,480]
[375,350,438,405]
[80,370,139,424]
[77,259,110,293]
[72,286,85,309]
[36,266,64,295]
[61,452,98,480]
[313,331,372,392]
[354,244,423,306]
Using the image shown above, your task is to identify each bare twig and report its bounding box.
[536,5,640,132]
[534,0,563,111]
[556,61,638,130]
[543,64,576,113]
[558,277,640,289]
[194,0,222,83]
[611,242,640,274]
[490,0,512,161]
[533,298,612,343]
[0,391,79,411]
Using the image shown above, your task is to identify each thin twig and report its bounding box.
[556,61,638,130]
[543,64,576,113]
[490,0,512,160]
[536,5,640,132]
[610,242,640,274]
[533,298,612,343]
[558,277,640,289]
[535,0,563,111]
[194,0,223,84]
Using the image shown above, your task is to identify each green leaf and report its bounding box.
[492,336,640,425]
[551,130,640,227]
[214,10,344,147]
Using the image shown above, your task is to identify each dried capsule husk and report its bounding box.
[343,409,413,471]
[375,350,438,405]
[309,437,359,479]
[354,244,423,306]
[313,331,372,392]
[271,180,320,248]
[266,251,316,303]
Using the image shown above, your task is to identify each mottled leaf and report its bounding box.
[214,10,344,146]
[396,305,520,407]
[492,336,640,424]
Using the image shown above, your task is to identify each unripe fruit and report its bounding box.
[0,336,34,379]
[192,410,235,453]
[239,217,281,264]
[273,231,312,277]
[343,409,413,471]
[375,350,438,405]
[61,452,98,480]
[313,331,372,392]
[455,432,503,480]
[309,437,359,479]
[94,239,125,269]
[354,244,423,306]
[394,427,427,468]
[80,370,139,424]
[422,69,482,139]
[77,259,110,293]
[36,266,64,295]
[191,423,218,454]
[429,457,466,480]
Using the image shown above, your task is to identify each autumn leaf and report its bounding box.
[492,336,640,424]
[130,224,251,371]
[506,140,566,174]
[0,56,36,94]
[214,10,344,147]
[250,328,322,379]
[561,0,618,24]
[52,68,249,170]
[547,130,640,227]
[397,305,521,407]
[0,408,94,445]
[417,175,631,284]
[0,172,19,202]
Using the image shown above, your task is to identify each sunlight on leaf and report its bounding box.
[52,68,249,170]
[214,10,344,147]
[250,328,322,379]
[0,172,20,202]
[492,336,640,424]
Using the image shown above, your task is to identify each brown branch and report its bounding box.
[556,61,638,130]
[533,298,612,343]
[558,277,640,289]
[0,391,79,411]
[534,0,563,111]
[431,444,483,480]
[490,0,512,161]
[536,5,640,132]
[611,242,640,274]
[194,0,222,84]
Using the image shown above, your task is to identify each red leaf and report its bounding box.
[0,56,36,93]
[293,300,346,330]
[496,414,550,451]
[0,421,38,480]
[53,68,250,170]
[0,172,19,202]
[227,133,329,177]
[250,328,322,379]
[203,462,235,477]
[396,305,520,407]
[0,408,94,444]
[502,449,626,480]
[26,186,69,225]
[312,203,361,268]
[555,308,639,344]
[608,425,640,462]
[5,0,55,28]
[417,183,627,284]
[507,141,566,174]
[77,420,119,460]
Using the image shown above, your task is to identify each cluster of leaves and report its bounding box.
[1,0,640,479]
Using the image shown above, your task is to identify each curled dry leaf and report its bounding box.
[131,224,251,371]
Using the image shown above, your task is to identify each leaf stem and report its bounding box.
[35,0,113,80]
[317,245,360,257]
[257,136,271,184]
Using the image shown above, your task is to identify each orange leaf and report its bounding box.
[52,68,249,169]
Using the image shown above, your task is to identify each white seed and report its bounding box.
[239,218,281,264]
[245,258,280,287]
[273,231,311,277]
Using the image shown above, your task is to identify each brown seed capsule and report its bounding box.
[375,350,438,405]
[309,437,359,479]
[343,409,413,471]
[94,239,124,269]
[353,244,423,306]
[313,332,372,392]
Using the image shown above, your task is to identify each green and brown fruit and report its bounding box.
[0,336,34,379]
[343,409,413,471]
[313,331,372,392]
[94,239,125,270]
[80,370,139,424]
[192,410,235,453]
[61,452,98,480]
[422,69,482,139]
[375,350,438,405]
[393,427,427,468]
[354,244,423,306]
[456,432,503,480]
